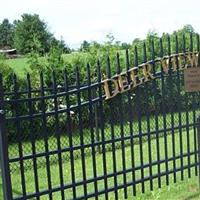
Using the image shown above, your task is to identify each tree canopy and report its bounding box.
[13,14,52,54]
[0,14,70,55]
[0,13,197,63]
[0,19,14,48]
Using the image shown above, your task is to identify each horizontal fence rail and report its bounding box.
[0,33,200,200]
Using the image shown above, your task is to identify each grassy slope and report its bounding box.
[5,52,85,78]
[5,50,124,78]
[6,57,29,77]
[8,111,196,170]
[7,125,200,199]
[0,120,199,198]
[2,110,198,199]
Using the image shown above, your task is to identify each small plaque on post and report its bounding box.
[184,68,200,92]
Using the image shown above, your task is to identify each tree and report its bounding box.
[105,33,115,45]
[57,38,71,53]
[182,24,195,33]
[121,42,131,50]
[0,19,14,48]
[170,24,196,53]
[80,40,90,52]
[50,36,71,53]
[0,53,15,89]
[14,14,51,54]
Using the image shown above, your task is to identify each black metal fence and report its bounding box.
[1,33,200,200]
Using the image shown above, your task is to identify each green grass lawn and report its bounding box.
[6,57,29,77]
[5,52,87,78]
[1,107,199,199]
[6,127,199,200]
[8,110,197,171]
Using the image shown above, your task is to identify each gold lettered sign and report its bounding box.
[102,52,199,99]
[184,67,200,92]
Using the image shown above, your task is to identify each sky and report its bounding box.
[0,0,200,49]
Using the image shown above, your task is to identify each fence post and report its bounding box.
[196,116,200,190]
[0,74,12,200]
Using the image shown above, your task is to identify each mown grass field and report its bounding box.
[0,109,198,199]
[8,111,196,170]
[6,57,29,77]
[5,53,87,78]
[5,50,125,79]
[1,126,200,200]
[6,129,200,200]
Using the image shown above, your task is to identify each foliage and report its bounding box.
[79,40,90,52]
[1,24,200,140]
[44,45,65,86]
[13,14,51,54]
[26,51,45,87]
[50,36,71,54]
[0,19,14,48]
[0,14,71,55]
[0,53,14,89]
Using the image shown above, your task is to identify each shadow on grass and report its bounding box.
[183,192,200,200]
[1,183,36,199]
